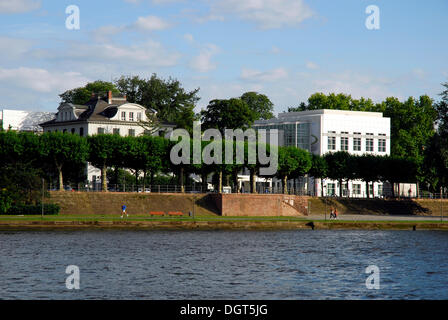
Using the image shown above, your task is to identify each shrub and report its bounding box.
[6,203,60,215]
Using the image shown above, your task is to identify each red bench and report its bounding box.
[168,211,184,217]
[150,211,165,216]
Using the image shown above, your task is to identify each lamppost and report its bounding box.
[41,178,44,219]
[323,183,327,221]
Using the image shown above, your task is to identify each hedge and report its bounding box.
[6,203,60,215]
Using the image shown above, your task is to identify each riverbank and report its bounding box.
[1,216,448,231]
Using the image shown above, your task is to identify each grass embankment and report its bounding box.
[1,215,448,231]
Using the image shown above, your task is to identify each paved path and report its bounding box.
[305,214,447,222]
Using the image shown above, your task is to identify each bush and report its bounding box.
[6,203,60,215]
[0,189,13,214]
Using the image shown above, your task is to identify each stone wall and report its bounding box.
[210,194,309,216]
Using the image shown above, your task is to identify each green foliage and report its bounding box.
[114,74,199,132]
[59,81,119,105]
[6,203,60,215]
[241,91,274,120]
[201,98,257,133]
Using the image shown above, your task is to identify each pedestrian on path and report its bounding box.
[121,204,128,218]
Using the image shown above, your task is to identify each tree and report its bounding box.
[241,92,274,120]
[115,74,199,132]
[324,151,353,197]
[308,154,328,196]
[39,132,88,191]
[201,98,257,133]
[87,134,123,192]
[59,81,119,105]
[354,154,382,198]
[276,146,308,194]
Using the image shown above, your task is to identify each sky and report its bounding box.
[0,0,447,114]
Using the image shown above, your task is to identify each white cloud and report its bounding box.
[0,36,33,58]
[0,0,41,13]
[0,67,89,93]
[305,61,319,70]
[184,33,194,43]
[134,15,171,31]
[241,67,288,82]
[190,44,219,73]
[205,0,313,29]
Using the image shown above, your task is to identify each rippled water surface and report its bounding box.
[1,230,447,299]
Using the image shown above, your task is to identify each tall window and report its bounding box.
[121,112,126,121]
[129,112,134,121]
[113,128,120,135]
[353,137,361,151]
[137,112,142,121]
[341,136,349,151]
[80,127,84,137]
[378,139,386,152]
[327,183,335,196]
[128,129,135,137]
[378,184,383,196]
[353,184,361,196]
[366,138,374,152]
[98,128,105,134]
[328,131,336,150]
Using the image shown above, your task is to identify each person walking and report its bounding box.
[334,208,338,219]
[121,204,128,218]
[330,207,335,219]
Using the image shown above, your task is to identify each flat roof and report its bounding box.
[278,109,384,118]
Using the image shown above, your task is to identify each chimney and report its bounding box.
[108,90,113,104]
[123,94,127,101]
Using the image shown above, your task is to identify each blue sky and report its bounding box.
[0,0,447,114]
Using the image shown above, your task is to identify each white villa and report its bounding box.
[40,91,174,186]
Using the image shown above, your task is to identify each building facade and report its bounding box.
[40,91,174,187]
[253,109,392,197]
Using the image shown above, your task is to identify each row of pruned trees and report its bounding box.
[0,131,418,199]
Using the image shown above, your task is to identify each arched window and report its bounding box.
[71,128,75,134]
[80,127,84,136]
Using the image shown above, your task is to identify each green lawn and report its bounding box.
[0,215,447,224]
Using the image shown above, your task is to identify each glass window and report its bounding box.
[378,184,383,196]
[113,128,120,135]
[79,127,84,137]
[121,112,126,121]
[328,137,336,150]
[137,112,142,121]
[97,128,105,134]
[378,139,386,152]
[353,137,361,151]
[327,183,335,196]
[353,184,361,195]
[129,112,134,121]
[366,138,374,152]
[341,137,349,151]
[128,129,135,137]
[71,128,75,134]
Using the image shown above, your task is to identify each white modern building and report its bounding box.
[0,109,54,132]
[253,109,392,197]
[40,91,174,186]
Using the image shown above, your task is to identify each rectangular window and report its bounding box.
[328,136,336,150]
[113,128,120,135]
[378,139,386,152]
[121,112,126,121]
[369,184,374,195]
[378,184,383,196]
[327,183,335,196]
[353,137,361,151]
[97,128,105,134]
[341,137,349,151]
[137,112,142,121]
[129,112,134,121]
[366,138,374,152]
[128,129,135,137]
[353,184,361,195]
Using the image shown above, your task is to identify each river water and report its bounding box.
[0,230,447,300]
